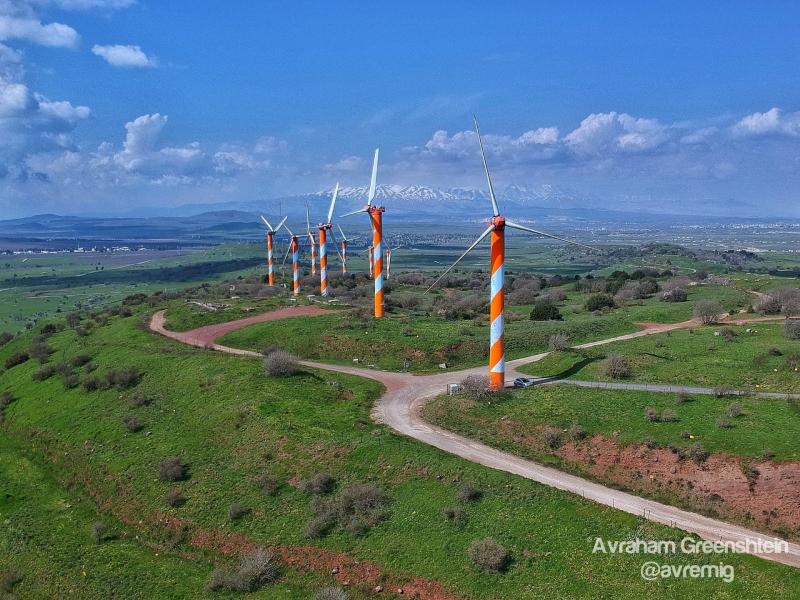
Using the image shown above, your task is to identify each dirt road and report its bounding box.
[149,309,799,568]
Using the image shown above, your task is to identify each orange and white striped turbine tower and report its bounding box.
[426,116,600,389]
[317,183,340,297]
[305,207,317,276]
[260,215,287,286]
[341,149,384,318]
[279,221,301,296]
[336,224,351,273]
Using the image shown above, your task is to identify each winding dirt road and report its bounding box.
[149,308,800,568]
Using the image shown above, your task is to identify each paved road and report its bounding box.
[149,309,800,568]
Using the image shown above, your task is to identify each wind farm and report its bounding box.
[1,3,799,600]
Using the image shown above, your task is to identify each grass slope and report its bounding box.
[1,311,799,597]
[522,323,800,392]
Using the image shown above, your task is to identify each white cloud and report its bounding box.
[323,155,365,173]
[92,43,156,68]
[564,112,671,156]
[0,14,78,47]
[731,107,800,138]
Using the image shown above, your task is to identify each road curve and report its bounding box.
[149,309,799,568]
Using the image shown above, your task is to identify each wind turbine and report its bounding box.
[336,224,352,273]
[426,116,600,389]
[279,221,301,296]
[260,215,287,287]
[316,183,340,297]
[385,243,401,280]
[305,206,317,276]
[340,149,385,318]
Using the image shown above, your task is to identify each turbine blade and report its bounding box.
[279,221,294,237]
[424,225,494,293]
[367,148,379,206]
[473,114,500,217]
[336,223,349,242]
[260,215,272,229]
[275,216,288,232]
[326,182,339,225]
[281,240,292,266]
[306,206,311,232]
[339,207,368,218]
[504,220,601,252]
[327,226,345,262]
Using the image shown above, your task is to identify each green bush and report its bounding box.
[468,538,511,573]
[585,294,614,312]
[530,300,562,321]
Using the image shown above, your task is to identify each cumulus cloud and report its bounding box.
[0,13,78,47]
[731,107,800,138]
[92,43,156,68]
[564,112,671,156]
[30,0,136,10]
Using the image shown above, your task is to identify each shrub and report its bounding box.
[66,312,82,328]
[784,319,800,340]
[81,375,107,392]
[443,506,467,525]
[660,287,688,302]
[660,409,679,422]
[585,294,614,312]
[460,374,492,401]
[4,352,29,370]
[0,332,12,346]
[128,390,152,407]
[228,503,251,521]
[306,483,389,539]
[315,588,348,600]
[684,442,708,463]
[264,350,299,377]
[28,339,51,363]
[122,415,143,433]
[644,407,659,422]
[70,353,92,367]
[693,300,723,325]
[207,547,279,593]
[568,423,588,441]
[762,448,776,459]
[105,366,141,390]
[542,426,563,450]
[468,538,511,573]
[756,294,782,314]
[530,299,562,321]
[715,418,734,429]
[300,472,336,495]
[768,346,783,356]
[256,473,281,497]
[32,363,60,381]
[165,489,186,508]
[63,373,79,389]
[603,353,630,379]
[548,332,569,351]
[787,353,800,371]
[91,522,111,543]
[675,391,690,404]
[457,483,482,502]
[719,326,737,341]
[727,402,744,418]
[1,571,21,593]
[159,457,190,482]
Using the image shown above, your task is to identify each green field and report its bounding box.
[521,323,800,392]
[214,282,751,373]
[425,385,800,462]
[2,307,799,597]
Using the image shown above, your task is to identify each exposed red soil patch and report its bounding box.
[492,416,800,537]
[558,435,800,537]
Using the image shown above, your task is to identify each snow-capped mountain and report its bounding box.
[308,183,583,207]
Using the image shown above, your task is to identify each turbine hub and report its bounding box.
[367,206,385,214]
[490,215,506,229]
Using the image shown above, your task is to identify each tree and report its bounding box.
[693,300,723,325]
[530,299,562,321]
[585,294,614,312]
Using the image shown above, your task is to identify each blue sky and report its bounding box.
[1,1,800,217]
